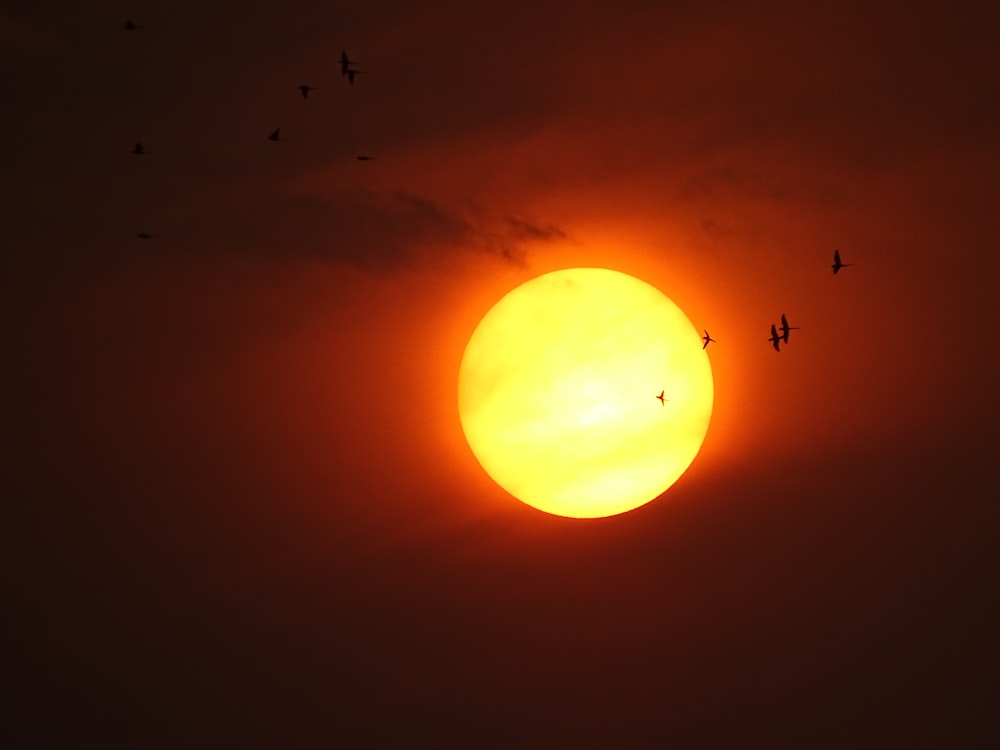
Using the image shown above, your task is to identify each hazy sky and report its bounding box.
[5,1,998,745]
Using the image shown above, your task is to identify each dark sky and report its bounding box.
[4,1,998,746]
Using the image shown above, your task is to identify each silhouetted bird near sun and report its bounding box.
[345,69,365,86]
[701,330,716,349]
[124,20,140,31]
[131,142,145,155]
[779,313,799,344]
[356,155,376,161]
[656,390,668,406]
[340,52,359,77]
[268,129,282,142]
[136,232,152,239]
[298,85,317,99]
[769,324,783,352]
[832,249,855,275]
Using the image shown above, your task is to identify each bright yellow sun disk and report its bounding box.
[458,268,714,519]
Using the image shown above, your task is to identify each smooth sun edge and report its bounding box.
[457,267,714,519]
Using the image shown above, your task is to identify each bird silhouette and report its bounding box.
[701,330,717,349]
[768,324,782,352]
[131,142,145,155]
[779,313,799,344]
[656,390,668,406]
[124,20,140,31]
[345,68,365,86]
[136,232,152,239]
[268,128,282,142]
[356,155,376,161]
[832,249,855,274]
[298,84,317,99]
[340,51,359,76]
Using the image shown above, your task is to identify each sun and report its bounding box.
[458,268,714,519]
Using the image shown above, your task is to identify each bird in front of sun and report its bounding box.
[768,324,783,352]
[345,68,365,86]
[267,128,283,142]
[124,20,140,31]
[356,155,376,161]
[701,330,716,349]
[459,268,713,519]
[779,313,799,344]
[832,249,855,275]
[131,142,145,155]
[298,84,317,99]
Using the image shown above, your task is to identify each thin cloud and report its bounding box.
[502,216,568,244]
[159,186,568,274]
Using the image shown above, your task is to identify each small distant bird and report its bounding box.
[779,313,799,344]
[701,330,716,349]
[298,84,317,99]
[268,128,282,142]
[345,68,365,86]
[124,20,140,31]
[356,155,376,161]
[768,324,782,352]
[340,51,359,76]
[137,232,152,239]
[832,249,855,275]
[656,390,668,406]
[131,142,145,155]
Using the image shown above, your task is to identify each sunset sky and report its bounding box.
[5,0,998,745]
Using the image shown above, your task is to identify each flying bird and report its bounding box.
[345,68,365,86]
[356,155,376,161]
[656,390,668,406]
[701,330,716,349]
[768,324,782,352]
[340,52,359,76]
[124,20,140,31]
[131,142,145,155]
[136,232,152,239]
[832,249,855,275]
[267,128,282,142]
[779,313,799,344]
[298,84,317,99]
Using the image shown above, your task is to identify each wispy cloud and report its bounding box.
[158,185,568,274]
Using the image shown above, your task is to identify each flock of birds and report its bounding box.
[659,249,855,406]
[124,19,371,239]
[122,18,857,406]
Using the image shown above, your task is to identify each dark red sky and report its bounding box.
[4,1,998,745]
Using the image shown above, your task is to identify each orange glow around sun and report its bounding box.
[457,268,714,518]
